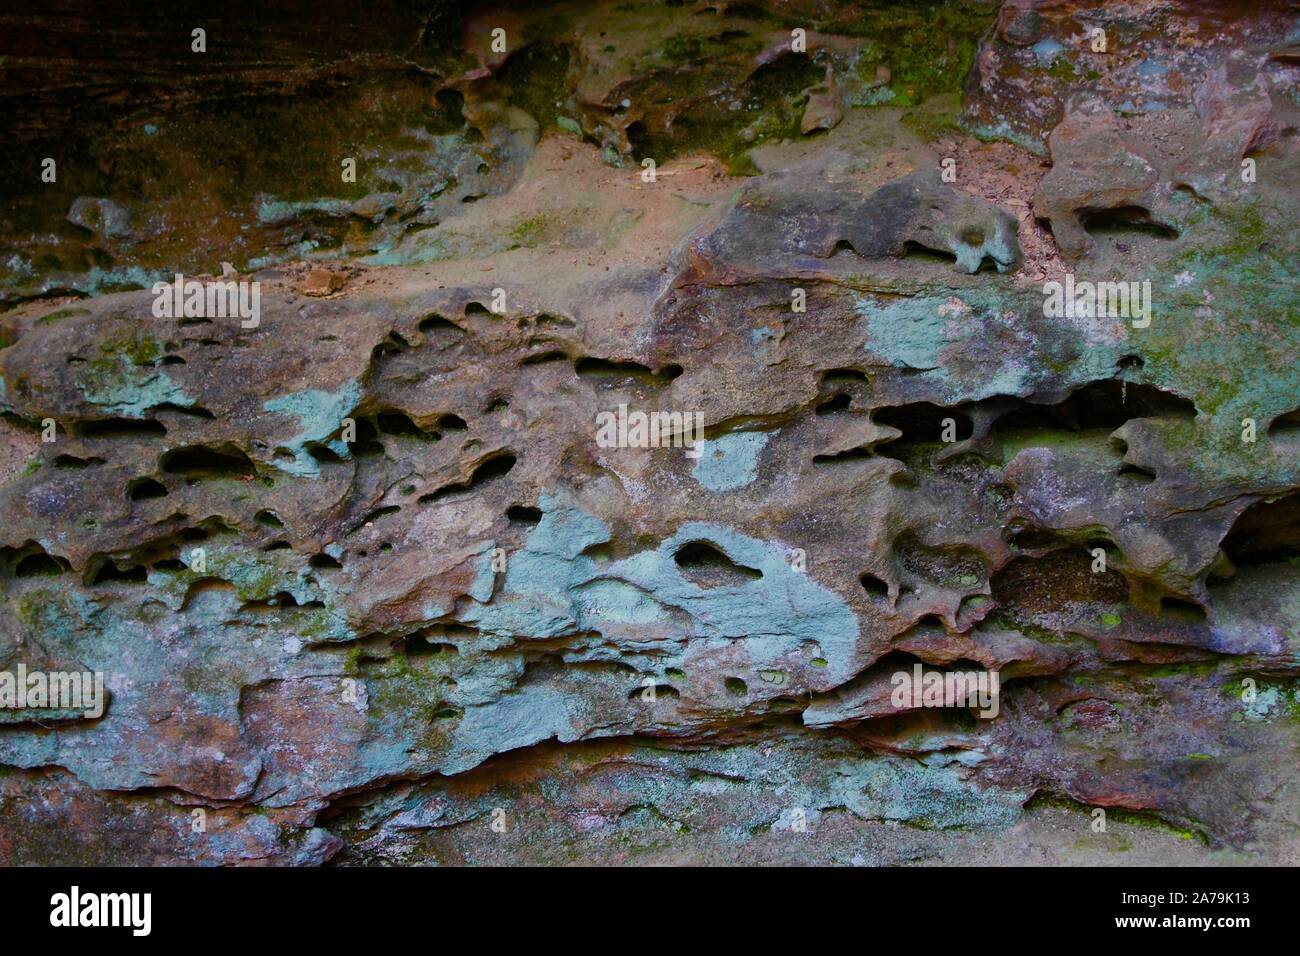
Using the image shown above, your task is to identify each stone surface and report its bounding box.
[0,0,1296,866]
[302,269,347,297]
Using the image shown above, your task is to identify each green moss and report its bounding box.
[36,307,90,325]
[725,152,761,177]
[1028,794,1207,844]
[495,43,572,133]
[14,588,60,631]
[1130,195,1298,483]
[1042,56,1080,83]
[661,29,764,65]
[662,33,707,63]
[84,334,163,374]
[120,335,161,367]
[509,215,554,248]
[899,98,963,142]
[628,52,824,168]
[841,1,998,101]
[1106,807,1206,844]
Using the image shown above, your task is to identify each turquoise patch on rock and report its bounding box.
[691,431,772,491]
[263,380,363,478]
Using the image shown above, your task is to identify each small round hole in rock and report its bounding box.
[859,573,889,598]
[506,505,543,525]
[128,477,168,501]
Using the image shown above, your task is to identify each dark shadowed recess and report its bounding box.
[1220,491,1300,566]
[994,380,1195,433]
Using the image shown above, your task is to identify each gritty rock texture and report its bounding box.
[0,0,1297,865]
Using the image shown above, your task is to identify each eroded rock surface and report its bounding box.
[0,0,1297,865]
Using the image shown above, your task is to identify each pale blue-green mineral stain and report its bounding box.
[826,756,1028,829]
[852,291,1096,403]
[466,500,859,680]
[857,294,948,371]
[609,522,856,662]
[257,198,351,226]
[464,494,608,640]
[691,431,772,491]
[80,369,193,418]
[1031,37,1065,64]
[263,380,362,478]
[469,542,498,603]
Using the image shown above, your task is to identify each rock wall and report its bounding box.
[0,0,1296,865]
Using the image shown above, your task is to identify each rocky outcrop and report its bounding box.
[0,0,1296,865]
